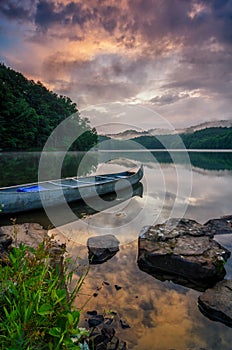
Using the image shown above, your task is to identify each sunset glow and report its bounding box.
[0,0,232,129]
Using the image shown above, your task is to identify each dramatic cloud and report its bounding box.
[150,92,190,106]
[0,0,232,128]
[0,0,36,21]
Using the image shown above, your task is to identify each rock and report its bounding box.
[103,281,110,286]
[138,218,231,291]
[0,223,47,248]
[120,319,130,329]
[88,314,105,327]
[204,215,232,235]
[101,327,115,340]
[87,310,98,316]
[114,285,122,291]
[87,235,120,264]
[198,279,232,327]
[0,227,13,265]
[89,330,126,350]
[0,228,13,249]
[107,336,119,349]
[86,312,127,350]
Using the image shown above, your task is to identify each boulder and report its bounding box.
[87,234,120,264]
[0,223,65,272]
[0,223,47,248]
[204,215,232,235]
[198,279,232,327]
[138,218,231,291]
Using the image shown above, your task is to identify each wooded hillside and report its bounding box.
[0,64,97,151]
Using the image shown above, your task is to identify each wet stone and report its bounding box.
[204,215,232,235]
[88,314,105,327]
[198,279,232,327]
[87,234,120,264]
[86,312,127,350]
[138,218,231,291]
[87,310,98,316]
[120,319,130,329]
[114,284,122,291]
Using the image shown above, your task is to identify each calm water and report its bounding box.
[1,151,232,349]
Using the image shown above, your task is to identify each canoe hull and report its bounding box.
[0,165,143,214]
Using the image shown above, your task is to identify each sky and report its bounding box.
[0,0,232,131]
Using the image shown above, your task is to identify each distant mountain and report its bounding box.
[181,120,232,134]
[103,120,232,140]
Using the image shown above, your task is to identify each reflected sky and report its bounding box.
[47,155,232,350]
[1,152,232,348]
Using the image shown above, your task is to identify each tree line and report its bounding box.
[133,127,232,149]
[0,63,97,151]
[98,127,232,150]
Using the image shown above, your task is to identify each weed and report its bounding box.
[0,237,89,349]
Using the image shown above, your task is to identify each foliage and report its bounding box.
[0,238,89,349]
[0,63,97,151]
[181,127,232,149]
[131,127,232,150]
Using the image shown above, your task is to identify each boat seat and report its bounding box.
[17,185,48,192]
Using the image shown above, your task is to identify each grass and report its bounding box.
[0,236,89,350]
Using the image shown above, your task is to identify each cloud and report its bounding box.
[0,0,36,21]
[34,1,97,30]
[41,52,151,106]
[150,92,190,106]
[1,0,232,129]
[34,0,123,36]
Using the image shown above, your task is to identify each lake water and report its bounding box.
[1,151,232,349]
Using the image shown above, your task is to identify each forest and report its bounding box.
[98,127,232,150]
[133,127,232,149]
[0,63,97,151]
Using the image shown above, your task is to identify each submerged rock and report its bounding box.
[138,218,231,291]
[86,311,127,350]
[198,279,232,327]
[87,234,120,264]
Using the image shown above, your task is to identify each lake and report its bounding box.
[1,151,232,349]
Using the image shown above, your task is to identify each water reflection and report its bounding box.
[0,182,143,228]
[1,151,232,188]
[1,151,232,349]
[0,151,98,187]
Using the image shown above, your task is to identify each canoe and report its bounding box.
[0,164,143,214]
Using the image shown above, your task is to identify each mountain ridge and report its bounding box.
[103,120,232,140]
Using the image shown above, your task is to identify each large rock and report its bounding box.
[204,215,232,235]
[0,223,65,271]
[138,218,231,291]
[87,235,120,264]
[198,279,232,327]
[0,223,47,248]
